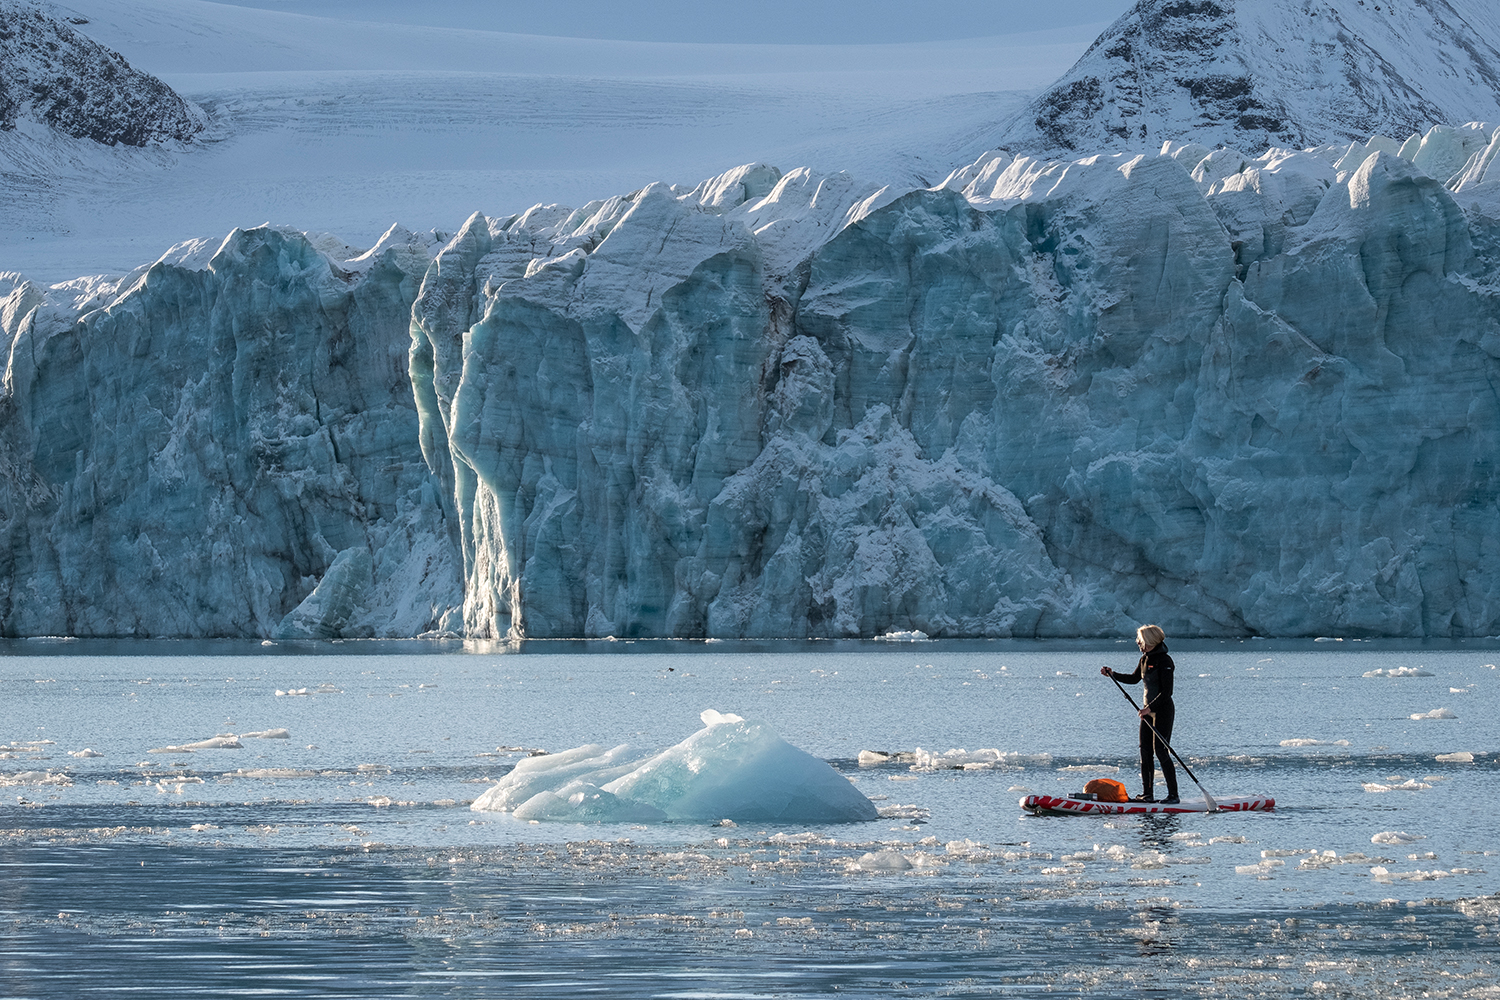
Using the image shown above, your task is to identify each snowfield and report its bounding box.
[2,0,1109,284]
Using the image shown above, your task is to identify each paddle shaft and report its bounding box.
[1107,673,1218,810]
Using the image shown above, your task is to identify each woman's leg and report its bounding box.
[1137,719,1155,799]
[1152,703,1178,799]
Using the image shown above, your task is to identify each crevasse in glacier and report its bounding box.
[6,128,1500,638]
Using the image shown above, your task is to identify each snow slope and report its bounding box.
[991,0,1500,154]
[0,0,1107,285]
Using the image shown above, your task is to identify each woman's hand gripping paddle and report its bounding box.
[1106,673,1219,812]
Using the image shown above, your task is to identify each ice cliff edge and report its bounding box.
[7,131,1500,639]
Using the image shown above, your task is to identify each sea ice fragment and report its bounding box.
[471,711,877,824]
[1372,831,1426,845]
[852,850,912,871]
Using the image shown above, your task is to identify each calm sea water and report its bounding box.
[2,638,1497,998]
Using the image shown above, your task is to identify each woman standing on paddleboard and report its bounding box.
[1100,625,1179,804]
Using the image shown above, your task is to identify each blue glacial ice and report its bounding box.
[470,710,878,824]
[7,129,1500,639]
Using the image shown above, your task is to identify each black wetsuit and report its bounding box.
[1106,644,1179,800]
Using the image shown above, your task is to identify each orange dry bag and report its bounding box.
[1084,778,1129,802]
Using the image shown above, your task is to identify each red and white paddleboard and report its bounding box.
[1020,793,1275,816]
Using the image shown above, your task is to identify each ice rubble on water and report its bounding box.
[11,123,1500,639]
[470,710,878,824]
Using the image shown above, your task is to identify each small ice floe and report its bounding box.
[1313,637,1343,642]
[857,751,890,765]
[471,710,878,823]
[1409,708,1456,720]
[876,803,931,821]
[156,776,204,794]
[1372,831,1426,845]
[1369,866,1454,882]
[851,849,913,871]
[1297,851,1375,870]
[147,735,243,753]
[261,640,276,647]
[239,729,290,740]
[873,630,928,641]
[1363,778,1433,792]
[1363,666,1432,677]
[1056,764,1120,774]
[1278,738,1350,747]
[1209,835,1247,844]
[908,748,1047,771]
[0,770,72,787]
[227,768,318,778]
[1235,859,1286,875]
[276,683,341,697]
[67,748,103,758]
[189,823,219,831]
[1436,751,1475,763]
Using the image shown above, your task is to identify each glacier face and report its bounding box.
[411,140,1500,640]
[7,128,1500,638]
[0,225,463,637]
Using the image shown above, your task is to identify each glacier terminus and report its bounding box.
[6,126,1500,640]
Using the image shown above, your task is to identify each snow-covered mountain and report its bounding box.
[7,129,1500,639]
[992,0,1500,154]
[0,0,204,146]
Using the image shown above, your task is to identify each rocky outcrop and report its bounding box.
[991,0,1500,155]
[0,1,205,146]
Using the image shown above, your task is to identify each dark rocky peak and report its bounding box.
[0,0,205,146]
[989,0,1500,156]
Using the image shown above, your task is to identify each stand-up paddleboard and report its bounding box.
[1021,793,1274,816]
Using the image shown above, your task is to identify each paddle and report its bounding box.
[1106,673,1219,812]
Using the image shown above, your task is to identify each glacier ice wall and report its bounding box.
[0,226,463,637]
[411,141,1500,639]
[6,129,1500,639]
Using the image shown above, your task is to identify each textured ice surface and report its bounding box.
[0,225,464,638]
[470,710,878,824]
[10,124,1500,638]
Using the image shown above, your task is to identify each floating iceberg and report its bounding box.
[470,710,877,824]
[1363,667,1433,678]
[873,631,929,642]
[147,735,243,753]
[1372,831,1426,845]
[1409,708,1457,720]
